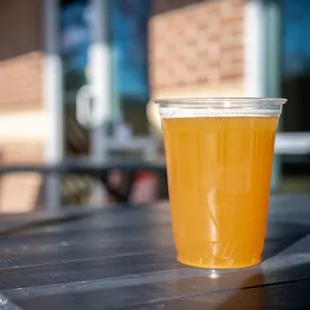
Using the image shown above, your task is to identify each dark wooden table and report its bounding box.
[0,194,310,309]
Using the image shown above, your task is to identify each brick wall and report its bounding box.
[0,0,43,113]
[149,0,245,97]
[0,52,43,113]
[0,0,44,212]
[147,0,246,139]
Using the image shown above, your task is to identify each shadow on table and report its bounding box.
[151,261,310,310]
[216,259,310,310]
[0,202,167,237]
[214,271,268,310]
[0,212,94,236]
[262,221,310,260]
[216,268,310,309]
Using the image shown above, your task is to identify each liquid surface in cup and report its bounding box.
[162,116,279,268]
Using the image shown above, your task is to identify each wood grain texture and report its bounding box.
[0,194,309,309]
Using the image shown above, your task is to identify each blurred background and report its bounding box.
[0,0,309,212]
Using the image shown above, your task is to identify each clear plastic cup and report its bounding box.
[154,97,286,269]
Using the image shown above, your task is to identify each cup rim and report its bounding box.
[153,97,287,105]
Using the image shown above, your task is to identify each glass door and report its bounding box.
[60,0,112,160]
[60,0,92,159]
[280,0,310,176]
[58,0,151,206]
[59,0,111,206]
[281,0,310,134]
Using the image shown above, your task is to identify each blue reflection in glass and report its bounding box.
[110,0,150,99]
[60,0,91,94]
[282,0,310,78]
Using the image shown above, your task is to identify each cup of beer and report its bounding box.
[155,97,286,269]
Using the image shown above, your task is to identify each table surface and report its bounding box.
[0,194,310,310]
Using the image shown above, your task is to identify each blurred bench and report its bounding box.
[1,132,309,210]
[0,158,167,210]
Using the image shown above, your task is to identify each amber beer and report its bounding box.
[157,98,286,269]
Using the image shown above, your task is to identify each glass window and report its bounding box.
[281,0,310,171]
[60,0,91,105]
[59,0,92,156]
[110,0,150,101]
[281,0,310,133]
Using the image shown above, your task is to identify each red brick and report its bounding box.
[149,0,245,91]
[0,0,44,212]
[0,0,43,114]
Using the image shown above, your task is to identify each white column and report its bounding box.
[89,0,112,163]
[87,0,112,206]
[244,0,283,191]
[43,0,63,210]
[264,0,283,191]
[244,0,265,96]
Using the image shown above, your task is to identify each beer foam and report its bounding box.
[159,107,282,118]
